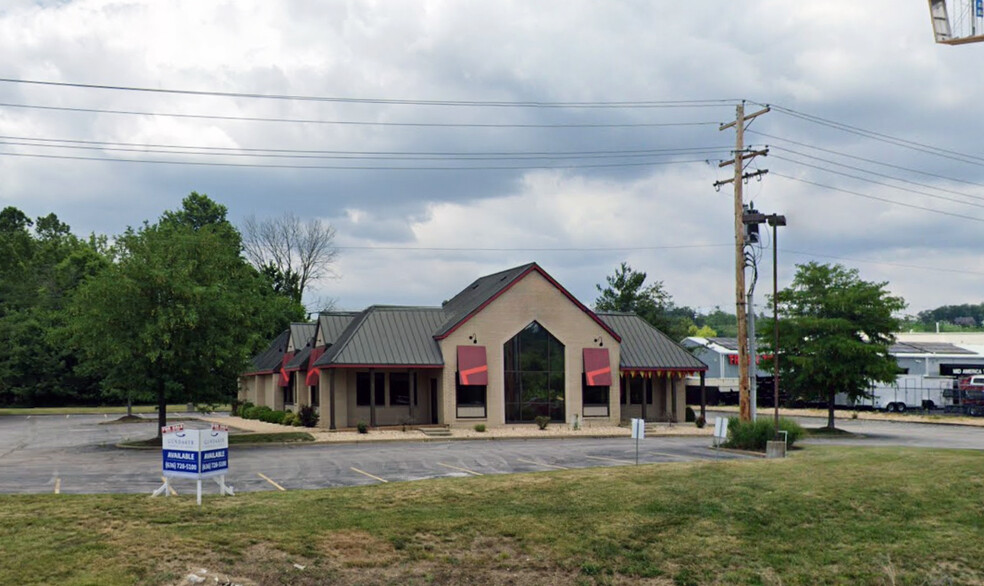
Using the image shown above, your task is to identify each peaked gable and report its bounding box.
[434,262,620,342]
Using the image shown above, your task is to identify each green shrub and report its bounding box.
[474,423,486,432]
[243,405,271,421]
[724,416,805,451]
[297,404,319,428]
[257,408,287,425]
[237,401,253,417]
[685,406,696,422]
[291,416,303,427]
[357,421,369,434]
[281,412,297,427]
[535,416,550,430]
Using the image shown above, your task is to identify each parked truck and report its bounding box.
[942,375,984,416]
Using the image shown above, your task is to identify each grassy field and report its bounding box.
[2,446,983,585]
[0,405,231,416]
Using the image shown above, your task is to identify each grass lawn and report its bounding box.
[2,446,983,585]
[0,405,231,416]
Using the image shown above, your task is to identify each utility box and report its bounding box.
[766,440,786,459]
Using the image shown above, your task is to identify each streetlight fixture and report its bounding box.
[742,211,786,435]
[766,214,786,436]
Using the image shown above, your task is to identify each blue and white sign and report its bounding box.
[199,425,229,476]
[978,0,983,18]
[161,424,229,479]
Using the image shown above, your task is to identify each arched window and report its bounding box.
[503,321,565,422]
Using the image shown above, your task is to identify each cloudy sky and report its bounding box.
[1,0,984,318]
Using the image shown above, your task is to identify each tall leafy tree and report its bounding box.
[759,262,905,429]
[67,194,303,438]
[594,262,693,341]
[0,208,106,406]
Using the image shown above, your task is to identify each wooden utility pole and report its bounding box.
[715,101,769,421]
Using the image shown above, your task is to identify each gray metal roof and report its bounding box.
[287,345,312,370]
[289,322,316,350]
[707,337,739,351]
[315,306,447,367]
[435,263,536,338]
[250,329,291,372]
[599,312,708,371]
[891,341,975,355]
[318,312,360,345]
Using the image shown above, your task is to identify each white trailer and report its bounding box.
[835,375,952,412]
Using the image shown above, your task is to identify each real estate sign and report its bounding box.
[161,424,229,479]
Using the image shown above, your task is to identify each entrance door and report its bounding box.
[430,378,438,424]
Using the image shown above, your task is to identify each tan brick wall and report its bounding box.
[438,270,621,428]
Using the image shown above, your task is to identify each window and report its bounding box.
[390,373,410,406]
[504,321,565,423]
[455,383,487,418]
[284,373,295,405]
[582,374,609,417]
[310,384,319,407]
[356,372,386,407]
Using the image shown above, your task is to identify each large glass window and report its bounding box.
[390,373,410,406]
[356,372,386,407]
[504,321,565,422]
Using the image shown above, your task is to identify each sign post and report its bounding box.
[153,424,234,505]
[630,418,645,465]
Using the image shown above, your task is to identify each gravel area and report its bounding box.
[202,416,712,443]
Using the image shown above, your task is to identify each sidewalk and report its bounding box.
[202,415,713,443]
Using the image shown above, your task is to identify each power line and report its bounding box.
[771,172,984,224]
[0,78,739,109]
[778,248,984,278]
[336,243,733,252]
[748,130,984,190]
[763,103,984,167]
[0,150,716,171]
[771,153,984,210]
[0,135,730,160]
[0,102,721,129]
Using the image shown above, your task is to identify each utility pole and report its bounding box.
[715,101,769,421]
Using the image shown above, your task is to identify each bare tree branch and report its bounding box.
[240,212,339,304]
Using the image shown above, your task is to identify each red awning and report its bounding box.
[583,348,612,386]
[457,345,488,385]
[305,347,325,386]
[278,352,293,387]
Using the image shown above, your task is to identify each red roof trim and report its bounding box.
[325,364,444,369]
[435,264,621,343]
[619,366,709,373]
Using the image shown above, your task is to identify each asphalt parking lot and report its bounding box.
[0,414,749,495]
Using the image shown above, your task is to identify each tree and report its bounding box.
[759,262,905,429]
[241,212,338,306]
[0,208,106,406]
[594,262,693,341]
[67,194,304,438]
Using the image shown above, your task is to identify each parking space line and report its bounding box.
[350,467,388,483]
[65,414,70,419]
[517,458,568,470]
[438,462,483,476]
[161,476,178,496]
[584,455,635,465]
[257,473,286,491]
[649,450,687,460]
[54,478,60,494]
